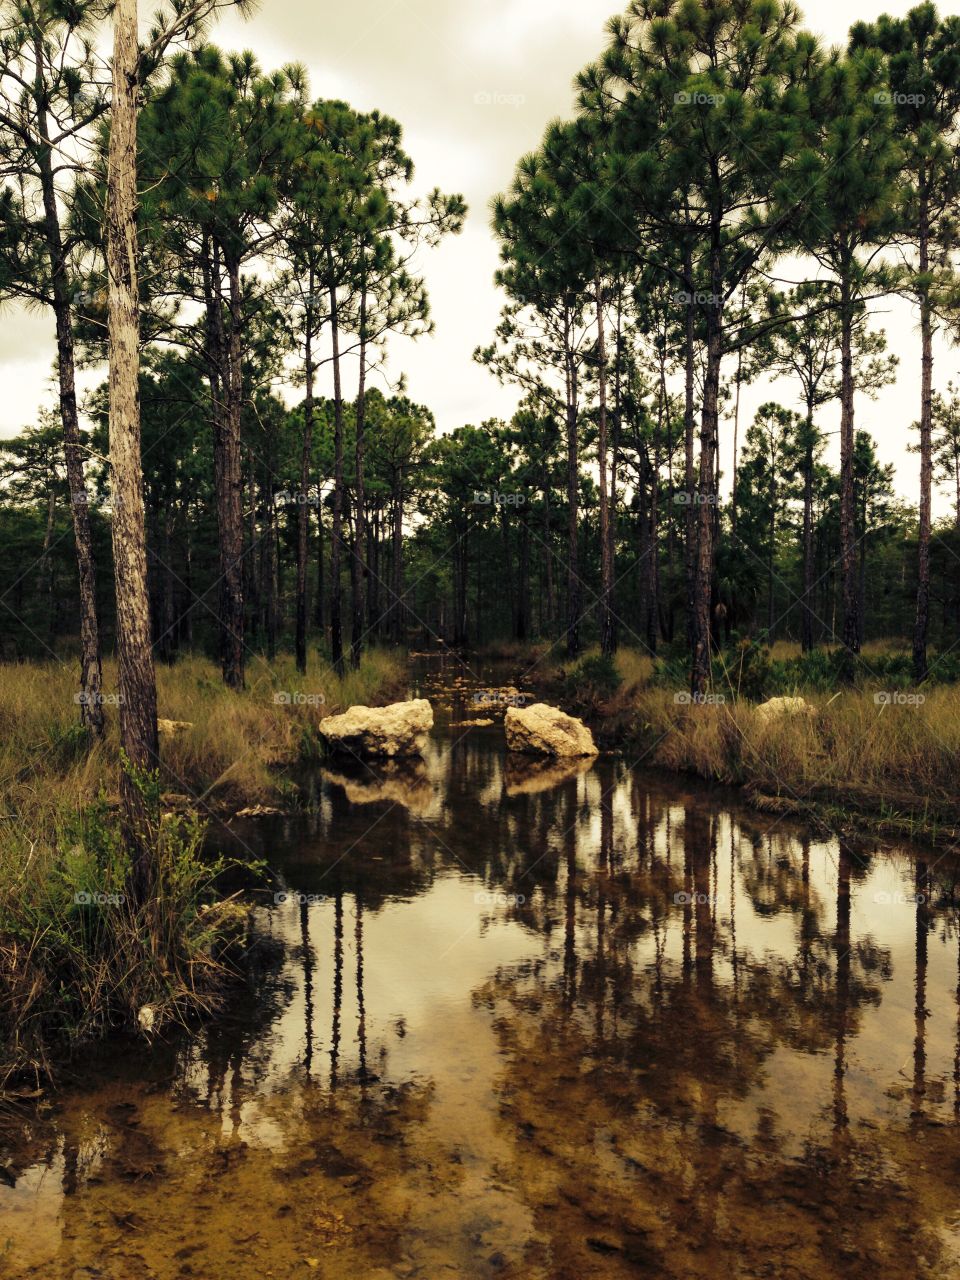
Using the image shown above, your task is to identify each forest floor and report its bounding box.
[0,648,405,1084]
[498,639,960,847]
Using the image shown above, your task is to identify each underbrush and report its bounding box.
[622,682,960,835]
[534,639,960,835]
[0,647,404,1083]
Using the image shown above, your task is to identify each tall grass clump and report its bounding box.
[0,647,404,1081]
[0,782,250,1086]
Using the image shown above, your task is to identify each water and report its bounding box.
[3,655,960,1279]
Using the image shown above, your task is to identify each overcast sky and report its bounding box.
[4,0,959,510]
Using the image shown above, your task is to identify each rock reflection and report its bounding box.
[503,751,595,796]
[322,758,435,814]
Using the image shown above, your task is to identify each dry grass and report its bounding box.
[0,648,405,1082]
[622,684,960,835]
[0,647,405,816]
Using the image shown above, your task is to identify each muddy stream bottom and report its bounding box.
[3,655,960,1279]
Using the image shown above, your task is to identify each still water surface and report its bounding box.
[2,656,960,1278]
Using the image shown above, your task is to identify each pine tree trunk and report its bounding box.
[367,503,380,637]
[327,256,345,675]
[682,249,697,650]
[390,491,403,645]
[838,258,860,659]
[691,300,723,699]
[296,301,314,675]
[350,291,368,669]
[596,280,614,657]
[33,47,104,735]
[217,257,246,688]
[913,176,932,684]
[245,445,259,646]
[801,405,815,653]
[564,303,581,659]
[107,0,159,896]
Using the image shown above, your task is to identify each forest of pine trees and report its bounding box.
[2,0,960,864]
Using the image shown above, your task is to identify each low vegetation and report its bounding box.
[0,648,404,1084]
[557,643,960,839]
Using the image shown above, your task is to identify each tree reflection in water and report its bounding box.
[2,659,960,1279]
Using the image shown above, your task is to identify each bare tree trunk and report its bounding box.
[216,257,245,689]
[327,255,345,675]
[107,0,159,896]
[801,404,815,653]
[691,298,722,699]
[34,44,104,735]
[296,297,314,675]
[367,502,380,637]
[314,485,325,630]
[839,260,860,660]
[609,288,623,653]
[244,444,259,645]
[596,280,613,657]
[913,175,932,684]
[390,491,404,645]
[682,247,697,650]
[350,288,368,669]
[564,303,581,659]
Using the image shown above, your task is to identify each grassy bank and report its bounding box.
[0,648,405,1085]
[550,644,960,842]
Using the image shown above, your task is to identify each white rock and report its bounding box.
[319,699,434,758]
[157,718,192,738]
[754,696,816,724]
[137,1005,156,1033]
[504,703,598,757]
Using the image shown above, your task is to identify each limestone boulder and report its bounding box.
[504,703,598,758]
[319,698,433,758]
[158,718,192,739]
[754,696,816,725]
